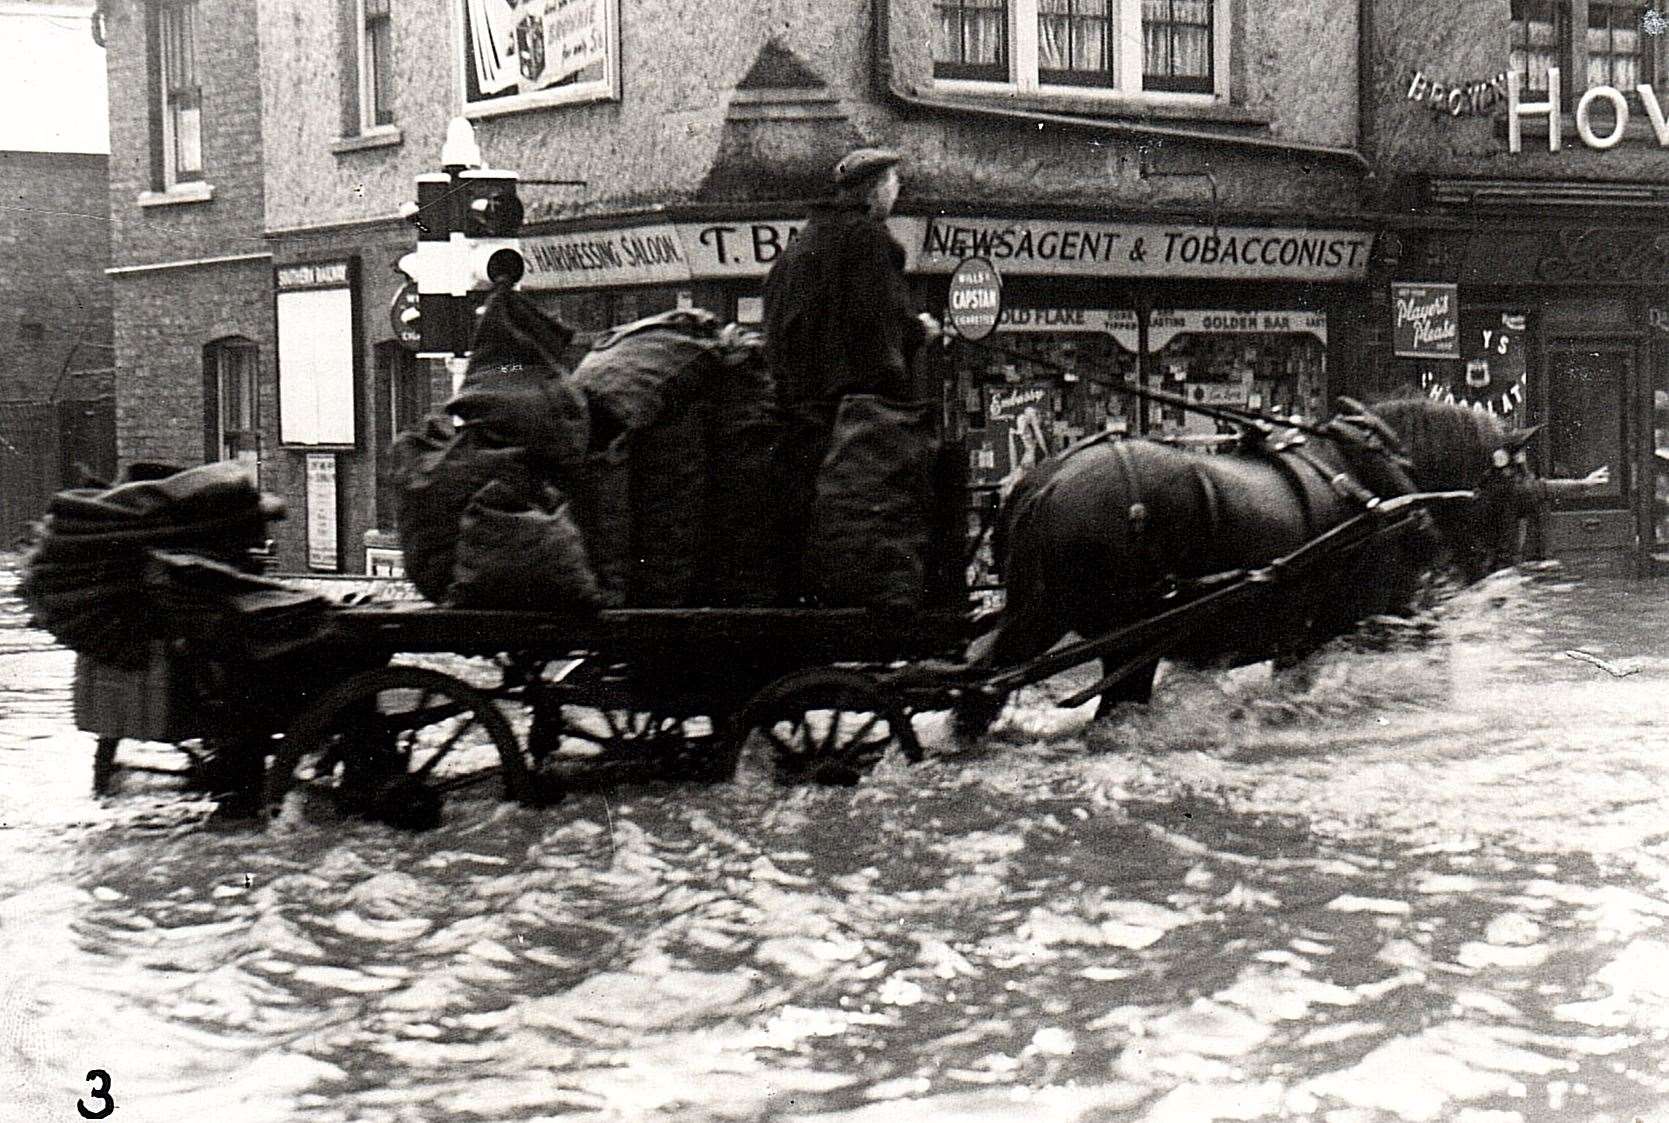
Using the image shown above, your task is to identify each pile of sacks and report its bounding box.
[18,461,289,668]
[394,289,782,611]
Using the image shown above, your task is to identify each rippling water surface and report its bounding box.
[3,558,1669,1122]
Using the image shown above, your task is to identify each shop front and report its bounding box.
[1375,221,1669,577]
[510,207,1374,593]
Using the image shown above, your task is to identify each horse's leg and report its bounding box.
[1093,656,1158,719]
[955,591,1067,741]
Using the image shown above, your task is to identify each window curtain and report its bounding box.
[935,0,1005,67]
[1143,0,1210,81]
[1039,0,1107,73]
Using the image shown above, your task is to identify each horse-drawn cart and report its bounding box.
[65,467,1458,831]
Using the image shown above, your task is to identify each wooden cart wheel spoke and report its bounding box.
[741,669,922,785]
[265,666,541,828]
[411,714,478,780]
[429,767,505,795]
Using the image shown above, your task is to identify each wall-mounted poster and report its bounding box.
[461,0,621,115]
[1391,282,1460,360]
[276,259,358,448]
[305,453,340,572]
[970,383,1054,487]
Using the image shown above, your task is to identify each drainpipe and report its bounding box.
[1358,0,1379,196]
[870,0,1371,173]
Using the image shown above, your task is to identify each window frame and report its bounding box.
[359,0,395,130]
[156,0,203,188]
[203,336,260,466]
[930,0,1228,102]
[1511,0,1666,111]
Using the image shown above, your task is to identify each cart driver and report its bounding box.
[763,146,942,601]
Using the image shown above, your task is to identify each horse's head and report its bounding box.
[1366,397,1544,578]
[1318,398,1420,500]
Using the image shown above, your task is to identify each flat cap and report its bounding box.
[833,146,903,188]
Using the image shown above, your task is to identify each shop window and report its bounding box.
[933,0,1008,81]
[1546,345,1626,501]
[1510,0,1664,108]
[153,0,202,188]
[932,0,1224,97]
[360,0,395,129]
[204,337,260,473]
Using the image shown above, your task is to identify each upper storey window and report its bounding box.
[360,0,395,128]
[1510,0,1664,107]
[156,0,202,187]
[932,0,1224,97]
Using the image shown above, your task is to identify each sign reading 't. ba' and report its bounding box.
[1391,281,1459,360]
[947,257,1002,341]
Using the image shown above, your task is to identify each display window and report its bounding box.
[952,305,1330,593]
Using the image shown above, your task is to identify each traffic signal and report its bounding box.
[458,169,526,289]
[395,167,526,357]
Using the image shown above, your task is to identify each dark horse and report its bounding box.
[963,398,1529,727]
[1371,398,1543,581]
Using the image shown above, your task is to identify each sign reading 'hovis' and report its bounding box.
[1391,282,1459,360]
[1508,67,1669,151]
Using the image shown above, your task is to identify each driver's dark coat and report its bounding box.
[761,200,926,408]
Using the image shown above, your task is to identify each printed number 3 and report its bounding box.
[77,1069,114,1119]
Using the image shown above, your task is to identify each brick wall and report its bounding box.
[104,0,266,267]
[0,151,111,402]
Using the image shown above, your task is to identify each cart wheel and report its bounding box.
[739,669,921,785]
[532,705,739,785]
[264,666,542,828]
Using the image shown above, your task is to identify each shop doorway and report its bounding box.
[1541,341,1636,561]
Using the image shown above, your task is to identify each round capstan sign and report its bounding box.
[946,257,1003,341]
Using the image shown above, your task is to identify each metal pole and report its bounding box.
[1135,296,1152,436]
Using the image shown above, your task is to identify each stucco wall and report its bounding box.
[260,0,1367,232]
[1372,0,1669,196]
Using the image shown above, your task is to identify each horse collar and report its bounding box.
[1291,445,1377,507]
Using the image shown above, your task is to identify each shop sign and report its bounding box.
[1104,309,1328,352]
[1508,67,1669,152]
[1406,70,1508,117]
[673,218,929,277]
[277,259,351,291]
[389,281,422,351]
[520,223,691,290]
[917,219,1371,282]
[305,453,340,572]
[946,257,1003,341]
[1391,282,1459,360]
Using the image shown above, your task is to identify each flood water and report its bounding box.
[3,555,1669,1122]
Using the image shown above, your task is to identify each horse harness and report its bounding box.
[1102,425,1392,600]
